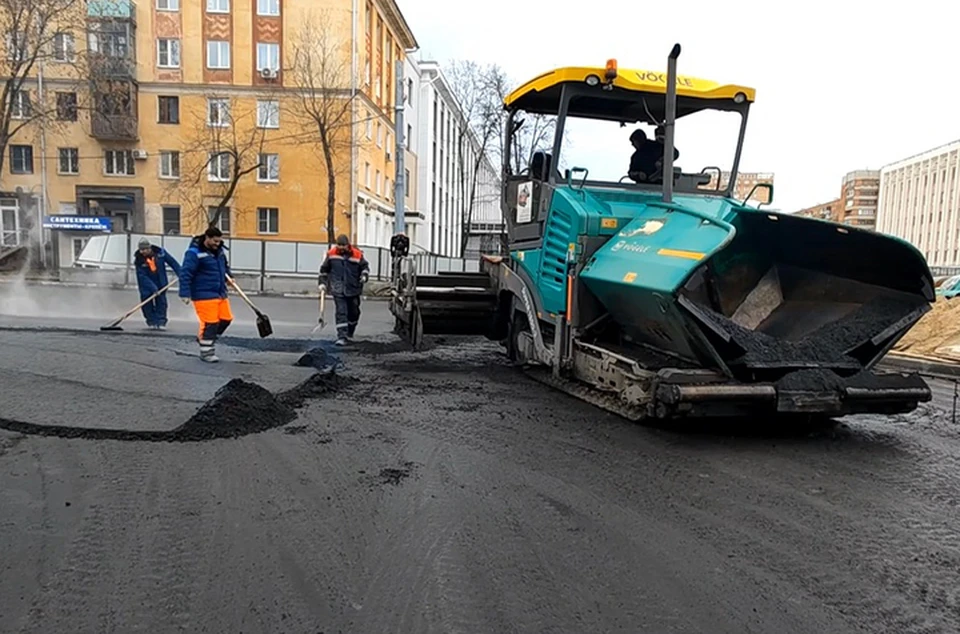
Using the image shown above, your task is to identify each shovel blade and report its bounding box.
[256,314,273,338]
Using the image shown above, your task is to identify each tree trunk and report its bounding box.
[322,135,336,246]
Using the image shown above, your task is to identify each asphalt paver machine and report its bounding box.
[390,44,933,421]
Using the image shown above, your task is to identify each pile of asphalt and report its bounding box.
[0,371,352,443]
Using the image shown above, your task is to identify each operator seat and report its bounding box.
[529,151,563,183]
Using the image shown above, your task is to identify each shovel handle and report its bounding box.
[226,276,263,315]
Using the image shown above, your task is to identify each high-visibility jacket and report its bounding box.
[319,246,369,297]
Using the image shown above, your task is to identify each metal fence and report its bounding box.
[72,232,479,284]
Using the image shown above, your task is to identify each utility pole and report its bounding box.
[393,59,405,235]
[37,56,48,268]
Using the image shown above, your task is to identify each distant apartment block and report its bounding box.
[701,171,774,204]
[877,139,960,267]
[795,199,843,222]
[792,169,880,229]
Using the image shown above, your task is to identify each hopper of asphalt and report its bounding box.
[0,330,316,431]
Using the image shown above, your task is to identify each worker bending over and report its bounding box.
[179,226,233,363]
[319,234,370,346]
[134,237,181,330]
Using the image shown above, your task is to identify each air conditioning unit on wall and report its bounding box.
[260,68,277,79]
[131,149,148,160]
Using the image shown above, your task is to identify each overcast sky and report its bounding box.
[397,0,960,212]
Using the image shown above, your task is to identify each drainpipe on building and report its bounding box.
[394,59,405,235]
[37,57,48,269]
[349,0,358,248]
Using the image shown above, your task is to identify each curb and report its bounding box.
[880,353,960,380]
[0,277,393,301]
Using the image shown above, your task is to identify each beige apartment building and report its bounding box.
[701,171,774,205]
[793,169,880,229]
[877,139,960,267]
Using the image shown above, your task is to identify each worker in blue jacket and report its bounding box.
[178,226,233,363]
[134,237,181,330]
[319,234,369,346]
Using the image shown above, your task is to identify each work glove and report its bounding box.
[318,284,326,292]
[181,297,190,305]
[360,273,369,284]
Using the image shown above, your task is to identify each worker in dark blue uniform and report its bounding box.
[134,238,181,330]
[319,234,370,346]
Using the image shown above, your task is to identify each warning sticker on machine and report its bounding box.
[516,181,533,223]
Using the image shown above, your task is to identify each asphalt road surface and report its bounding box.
[3,285,960,633]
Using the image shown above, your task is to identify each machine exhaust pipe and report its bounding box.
[663,43,681,204]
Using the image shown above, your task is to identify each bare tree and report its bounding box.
[447,60,502,254]
[285,10,359,245]
[165,95,268,233]
[0,0,85,178]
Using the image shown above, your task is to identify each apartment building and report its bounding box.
[877,140,960,267]
[701,171,774,204]
[840,170,880,230]
[405,58,499,258]
[0,0,416,263]
[794,198,842,222]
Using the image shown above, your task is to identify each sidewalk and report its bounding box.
[0,272,393,300]
[880,352,960,380]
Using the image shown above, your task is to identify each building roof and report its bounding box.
[503,65,755,117]
[881,138,960,174]
[379,0,418,50]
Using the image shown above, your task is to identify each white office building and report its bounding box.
[877,139,960,267]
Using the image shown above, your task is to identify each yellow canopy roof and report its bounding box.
[504,66,756,115]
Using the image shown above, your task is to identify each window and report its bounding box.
[11,90,30,119]
[162,206,181,234]
[10,145,32,174]
[157,38,180,68]
[256,42,279,72]
[208,152,230,181]
[258,153,279,181]
[56,92,77,121]
[207,206,231,233]
[376,122,382,147]
[53,33,75,62]
[6,31,26,62]
[207,0,229,12]
[407,78,413,105]
[159,150,180,178]
[158,96,179,123]
[257,0,279,16]
[376,170,381,195]
[365,113,372,139]
[385,177,391,200]
[364,162,370,188]
[206,41,230,69]
[58,148,79,174]
[407,124,412,145]
[256,100,279,128]
[404,168,410,197]
[104,150,134,175]
[207,98,230,126]
[257,207,279,234]
[157,0,179,9]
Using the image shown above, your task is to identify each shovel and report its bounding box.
[311,287,326,334]
[226,276,273,338]
[100,281,177,331]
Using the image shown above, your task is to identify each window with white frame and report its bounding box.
[208,152,231,181]
[157,0,179,9]
[364,162,370,188]
[207,98,230,126]
[53,33,75,62]
[257,207,279,234]
[207,0,229,12]
[365,112,372,139]
[376,122,382,147]
[256,100,279,128]
[376,170,381,195]
[159,150,180,178]
[206,41,230,69]
[58,148,79,174]
[11,90,29,119]
[258,153,279,182]
[10,146,32,173]
[257,0,279,16]
[385,177,391,200]
[157,38,180,68]
[207,206,231,233]
[256,42,279,72]
[104,150,134,176]
[6,32,26,62]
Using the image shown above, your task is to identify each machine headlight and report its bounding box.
[585,74,600,86]
[734,92,746,104]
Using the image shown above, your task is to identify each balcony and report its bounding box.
[91,113,138,141]
[87,0,137,22]
[88,53,136,79]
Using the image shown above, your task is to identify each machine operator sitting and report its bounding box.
[627,127,679,183]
